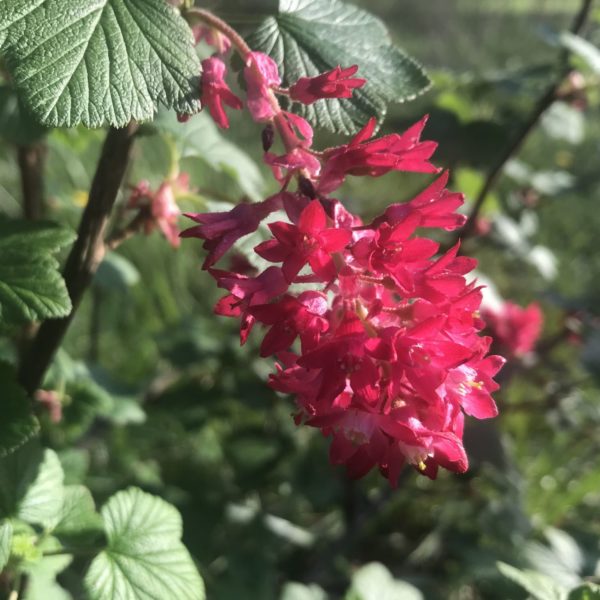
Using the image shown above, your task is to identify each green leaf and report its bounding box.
[95,252,141,293]
[0,363,40,457]
[0,520,12,571]
[85,487,205,600]
[0,220,75,325]
[0,0,201,128]
[24,537,73,600]
[497,562,568,600]
[568,584,600,600]
[245,0,430,134]
[346,562,423,600]
[52,486,104,547]
[281,582,328,600]
[560,32,600,74]
[154,111,265,201]
[0,442,65,527]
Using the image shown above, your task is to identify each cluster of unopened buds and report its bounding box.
[171,18,508,485]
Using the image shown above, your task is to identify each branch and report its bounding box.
[453,0,594,244]
[18,124,138,395]
[17,142,46,220]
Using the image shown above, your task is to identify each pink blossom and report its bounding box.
[35,389,62,423]
[319,117,439,193]
[182,67,504,485]
[200,57,242,129]
[192,24,232,54]
[181,194,283,268]
[483,301,543,356]
[244,52,281,122]
[255,199,351,282]
[289,65,366,104]
[128,176,185,248]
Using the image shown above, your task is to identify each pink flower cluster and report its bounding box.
[183,45,505,484]
[127,175,188,248]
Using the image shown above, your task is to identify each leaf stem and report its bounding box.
[452,0,594,245]
[184,7,252,58]
[17,124,138,395]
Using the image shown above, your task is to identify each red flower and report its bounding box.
[483,301,543,356]
[182,73,505,485]
[200,57,242,129]
[181,194,282,268]
[319,116,439,193]
[250,292,329,356]
[255,199,351,282]
[289,65,366,104]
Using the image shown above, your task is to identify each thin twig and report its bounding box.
[184,7,252,57]
[453,0,594,244]
[105,211,146,251]
[18,124,138,395]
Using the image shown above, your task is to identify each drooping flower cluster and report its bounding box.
[182,37,505,484]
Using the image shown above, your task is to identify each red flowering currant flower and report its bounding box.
[244,51,281,122]
[212,266,288,344]
[249,291,329,357]
[255,199,351,282]
[192,24,232,54]
[289,65,366,104]
[181,194,282,268]
[482,301,543,356]
[200,57,242,129]
[128,176,185,248]
[318,116,439,194]
[182,48,505,486]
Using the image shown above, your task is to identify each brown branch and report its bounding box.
[17,142,46,220]
[18,124,138,395]
[105,211,146,251]
[452,0,594,244]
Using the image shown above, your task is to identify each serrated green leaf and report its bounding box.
[245,0,430,134]
[0,362,40,457]
[0,220,74,325]
[0,520,12,571]
[0,0,201,128]
[51,486,104,548]
[0,442,65,527]
[497,562,568,600]
[568,584,600,600]
[85,487,205,600]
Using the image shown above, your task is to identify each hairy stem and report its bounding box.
[18,124,138,395]
[454,0,594,243]
[184,7,252,57]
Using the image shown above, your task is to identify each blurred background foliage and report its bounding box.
[2,0,600,598]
